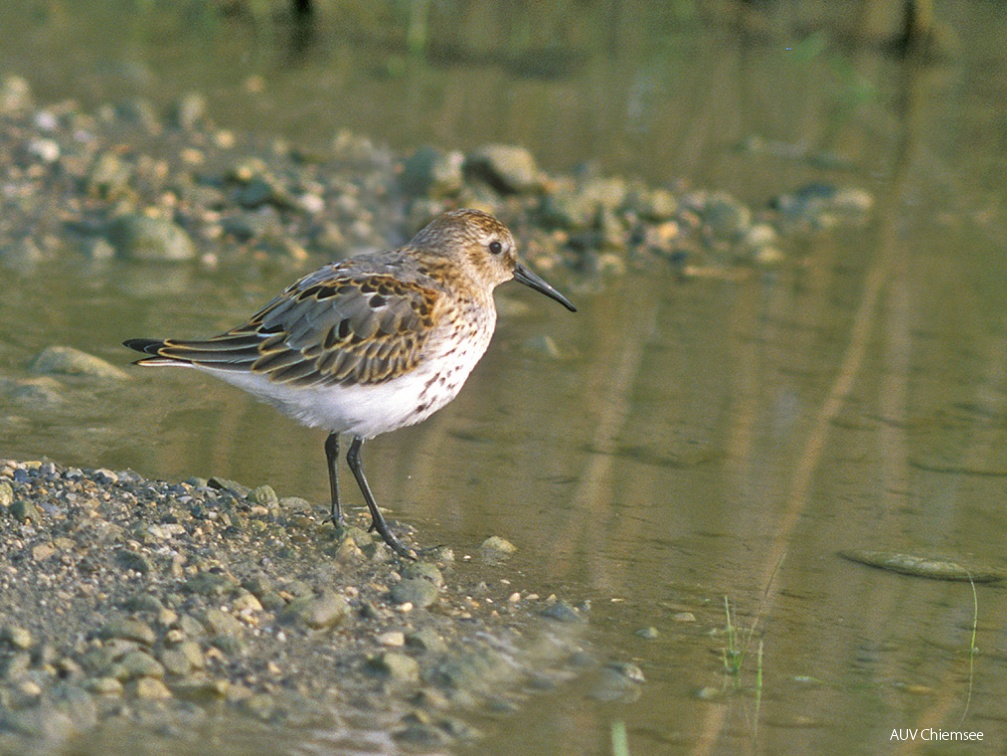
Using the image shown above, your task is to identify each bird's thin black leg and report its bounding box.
[346,435,414,559]
[324,432,346,527]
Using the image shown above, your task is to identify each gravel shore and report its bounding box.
[0,458,602,753]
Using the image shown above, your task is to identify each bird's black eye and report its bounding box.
[488,240,503,255]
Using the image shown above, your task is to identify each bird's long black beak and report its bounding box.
[513,263,577,312]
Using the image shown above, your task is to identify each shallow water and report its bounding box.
[3,2,1007,753]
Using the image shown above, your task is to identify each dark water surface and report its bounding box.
[3,2,1007,753]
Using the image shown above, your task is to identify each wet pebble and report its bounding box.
[369,652,420,683]
[401,146,465,198]
[108,213,196,261]
[279,592,350,629]
[101,619,156,646]
[29,346,129,380]
[480,536,517,561]
[465,144,541,194]
[390,578,440,609]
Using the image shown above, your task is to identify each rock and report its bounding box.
[368,652,419,683]
[158,647,193,676]
[87,152,134,200]
[111,650,165,681]
[0,625,33,650]
[101,619,156,646]
[591,662,646,702]
[133,676,172,700]
[116,550,153,575]
[465,144,541,194]
[0,75,32,115]
[400,146,464,197]
[172,91,207,130]
[0,237,46,270]
[250,485,279,509]
[203,608,244,638]
[85,677,123,696]
[634,626,659,640]
[401,562,443,588]
[108,214,196,261]
[231,591,263,613]
[580,176,627,212]
[28,138,60,163]
[406,628,447,654]
[10,499,39,523]
[184,571,239,597]
[377,631,405,647]
[480,536,517,561]
[1,651,31,679]
[771,183,873,228]
[539,188,597,229]
[701,192,751,238]
[29,346,129,380]
[540,600,583,623]
[630,187,678,220]
[390,579,439,609]
[1,376,63,407]
[279,593,349,629]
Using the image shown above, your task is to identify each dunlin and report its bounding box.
[124,208,576,557]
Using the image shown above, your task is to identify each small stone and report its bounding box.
[540,600,583,623]
[184,571,239,597]
[0,74,33,115]
[703,193,751,238]
[231,591,263,613]
[102,618,156,646]
[390,579,439,609]
[158,647,192,676]
[1,625,33,650]
[401,146,465,198]
[172,91,207,130]
[377,631,406,647]
[239,692,276,720]
[178,641,205,670]
[591,663,645,702]
[368,652,420,683]
[28,138,60,163]
[113,650,164,680]
[0,481,13,507]
[108,213,196,262]
[465,144,541,194]
[480,536,517,561]
[401,562,443,588]
[250,485,279,509]
[134,676,172,700]
[406,628,447,654]
[85,677,123,696]
[1,651,31,679]
[634,626,660,640]
[11,499,39,522]
[280,593,350,629]
[30,347,128,380]
[87,152,133,199]
[203,608,244,637]
[32,543,56,561]
[116,550,153,575]
[632,187,678,220]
